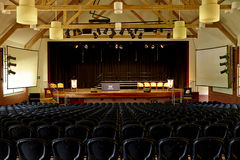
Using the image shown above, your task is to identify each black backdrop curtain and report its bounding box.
[48,41,188,88]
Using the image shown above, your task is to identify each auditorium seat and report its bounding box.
[227,137,240,160]
[204,123,228,139]
[50,83,57,89]
[157,82,163,90]
[57,83,64,91]
[65,125,90,143]
[144,82,150,88]
[150,82,157,89]
[17,138,48,160]
[0,138,16,160]
[52,137,82,160]
[122,124,145,141]
[149,124,173,141]
[93,124,117,139]
[137,82,144,90]
[8,124,32,141]
[87,137,118,160]
[123,138,155,160]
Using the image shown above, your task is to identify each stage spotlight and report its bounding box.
[220,69,228,74]
[119,28,125,35]
[93,32,98,39]
[220,62,228,66]
[74,44,79,49]
[130,32,135,39]
[144,44,149,49]
[167,32,171,39]
[84,44,88,49]
[219,55,228,59]
[119,45,123,50]
[103,28,108,34]
[8,62,17,67]
[8,70,16,75]
[77,29,82,35]
[115,44,119,49]
[134,28,138,34]
[7,56,16,61]
[97,28,101,35]
[151,44,155,49]
[160,44,164,48]
[138,32,143,39]
[73,29,77,36]
[109,29,116,38]
[65,29,70,38]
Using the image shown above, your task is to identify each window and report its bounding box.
[2,47,24,96]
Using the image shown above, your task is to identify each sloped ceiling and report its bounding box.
[0,0,239,47]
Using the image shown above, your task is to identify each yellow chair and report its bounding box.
[50,83,57,89]
[57,83,64,91]
[157,82,163,89]
[144,82,151,88]
[137,82,144,90]
[164,82,169,88]
[150,82,157,89]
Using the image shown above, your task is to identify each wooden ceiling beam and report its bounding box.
[218,0,225,4]
[92,0,114,20]
[35,23,198,29]
[206,22,238,46]
[46,0,56,6]
[0,23,21,46]
[9,0,18,5]
[5,4,231,11]
[141,0,168,24]
[65,0,95,25]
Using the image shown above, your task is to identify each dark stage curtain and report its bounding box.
[48,41,188,88]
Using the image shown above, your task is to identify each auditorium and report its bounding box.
[0,0,240,159]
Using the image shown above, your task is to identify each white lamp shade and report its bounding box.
[49,21,63,40]
[114,2,123,14]
[173,21,187,39]
[115,23,121,30]
[16,6,37,24]
[167,79,174,88]
[199,0,220,23]
[19,0,35,6]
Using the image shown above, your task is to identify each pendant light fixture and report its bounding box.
[49,0,63,40]
[199,0,220,23]
[173,0,186,39]
[16,0,37,24]
[114,1,123,14]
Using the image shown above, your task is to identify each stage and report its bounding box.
[52,88,184,104]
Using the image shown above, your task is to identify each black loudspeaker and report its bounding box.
[29,93,40,103]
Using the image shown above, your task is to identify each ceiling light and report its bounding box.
[49,21,63,39]
[199,0,220,23]
[160,44,164,48]
[144,44,149,49]
[115,44,119,49]
[114,2,123,14]
[16,0,37,24]
[151,45,155,50]
[115,23,122,30]
[119,45,123,50]
[84,44,88,49]
[173,21,186,39]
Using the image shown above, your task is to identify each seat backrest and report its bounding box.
[123,138,155,160]
[37,125,60,142]
[65,125,89,143]
[234,125,240,137]
[122,124,144,140]
[17,138,47,160]
[149,124,173,141]
[93,125,117,139]
[0,138,16,160]
[87,137,118,160]
[52,137,82,160]
[8,124,32,141]
[192,137,224,160]
[50,83,57,88]
[57,83,64,89]
[176,124,201,141]
[137,82,144,88]
[227,137,240,160]
[158,137,188,160]
[204,123,228,139]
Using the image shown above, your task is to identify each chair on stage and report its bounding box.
[57,83,64,91]
[150,82,157,89]
[163,82,169,90]
[157,82,163,90]
[144,82,151,89]
[137,82,144,90]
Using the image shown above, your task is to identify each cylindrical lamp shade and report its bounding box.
[19,0,35,6]
[71,79,77,89]
[114,2,123,14]
[49,21,63,40]
[199,0,220,23]
[16,6,37,24]
[167,79,174,88]
[173,21,187,39]
[115,23,122,30]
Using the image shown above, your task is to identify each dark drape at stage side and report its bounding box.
[48,41,188,88]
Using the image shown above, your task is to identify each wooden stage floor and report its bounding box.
[53,88,183,103]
